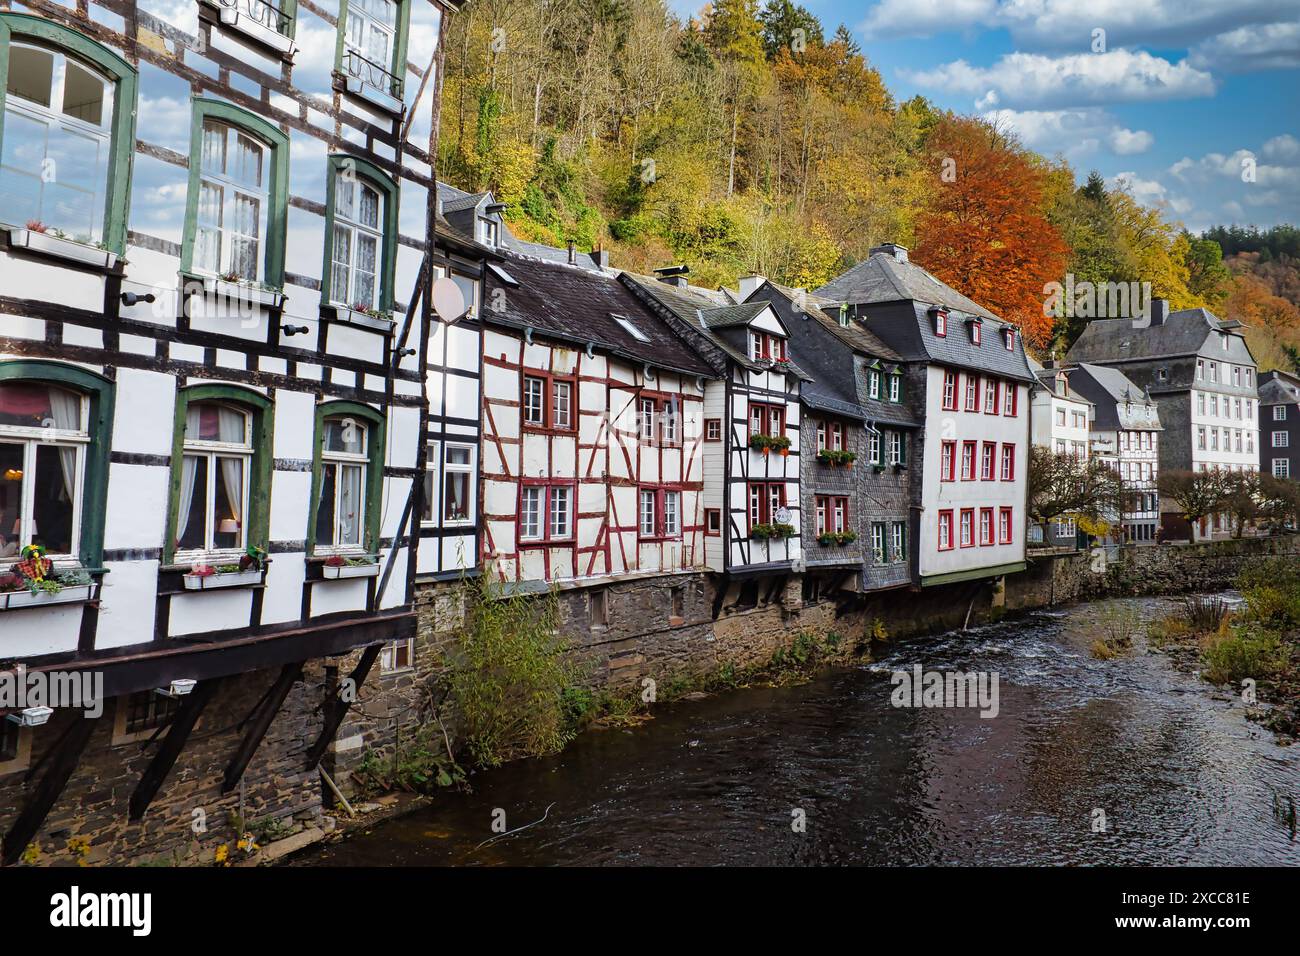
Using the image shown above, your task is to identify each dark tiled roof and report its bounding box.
[759,280,902,362]
[481,253,715,378]
[1066,307,1251,364]
[1259,370,1300,405]
[700,302,769,329]
[1066,363,1162,432]
[816,251,1000,322]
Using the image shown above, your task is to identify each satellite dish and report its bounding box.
[432,276,468,324]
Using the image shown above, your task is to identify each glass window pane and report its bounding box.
[0,109,49,226]
[201,121,226,175]
[213,456,244,549]
[316,463,337,547]
[338,464,363,545]
[446,446,470,467]
[62,60,107,125]
[177,455,208,551]
[7,47,54,107]
[32,443,76,554]
[232,133,264,188]
[335,175,355,220]
[44,124,107,240]
[324,417,365,454]
[358,184,380,228]
[332,225,352,304]
[444,472,468,522]
[0,443,26,559]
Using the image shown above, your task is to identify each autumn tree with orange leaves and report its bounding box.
[913,116,1069,349]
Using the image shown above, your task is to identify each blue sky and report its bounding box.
[668,1,1300,234]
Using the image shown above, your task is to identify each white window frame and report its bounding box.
[1274,458,1290,478]
[317,416,369,553]
[194,121,271,282]
[442,442,476,527]
[522,376,545,426]
[330,171,385,310]
[1273,431,1289,448]
[1275,406,1287,421]
[380,637,415,674]
[421,439,440,526]
[177,402,253,562]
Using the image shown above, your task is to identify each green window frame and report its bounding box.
[0,360,114,567]
[165,384,274,566]
[333,0,412,102]
[308,400,385,555]
[180,97,290,289]
[0,13,138,255]
[321,154,399,314]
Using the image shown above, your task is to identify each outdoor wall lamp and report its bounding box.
[6,706,53,727]
[155,679,196,699]
[120,292,155,306]
[281,325,310,336]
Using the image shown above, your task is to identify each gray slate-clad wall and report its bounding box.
[1260,371,1300,480]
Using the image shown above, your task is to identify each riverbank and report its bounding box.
[290,592,1299,866]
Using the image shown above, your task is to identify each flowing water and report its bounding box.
[299,594,1299,866]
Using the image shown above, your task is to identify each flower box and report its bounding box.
[7,227,117,269]
[322,561,380,580]
[1,583,95,610]
[182,568,264,590]
[341,74,404,116]
[330,305,395,332]
[207,0,295,56]
[199,275,286,309]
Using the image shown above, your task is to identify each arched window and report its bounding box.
[168,385,273,565]
[323,155,398,315]
[310,402,385,555]
[0,14,138,252]
[177,402,253,554]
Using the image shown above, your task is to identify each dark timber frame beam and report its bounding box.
[128,678,224,821]
[222,661,303,794]
[304,644,382,770]
[2,714,101,867]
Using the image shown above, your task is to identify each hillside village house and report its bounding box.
[1028,358,1093,546]
[1067,364,1163,544]
[0,0,465,865]
[1259,370,1299,482]
[741,279,920,599]
[816,245,1033,588]
[1067,299,1259,540]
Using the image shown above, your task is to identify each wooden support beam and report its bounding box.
[304,644,382,770]
[2,713,100,867]
[221,662,303,794]
[128,679,223,821]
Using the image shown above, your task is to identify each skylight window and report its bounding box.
[612,314,650,342]
[487,263,519,286]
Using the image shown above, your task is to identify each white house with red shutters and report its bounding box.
[816,244,1034,587]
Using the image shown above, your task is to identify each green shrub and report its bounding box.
[1200,628,1285,684]
[1237,557,1300,630]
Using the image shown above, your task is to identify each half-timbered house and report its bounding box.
[0,0,461,865]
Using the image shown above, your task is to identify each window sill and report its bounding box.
[321,562,380,580]
[0,583,98,611]
[326,304,395,332]
[185,273,286,309]
[181,569,265,590]
[200,0,294,57]
[5,227,119,271]
[335,73,404,116]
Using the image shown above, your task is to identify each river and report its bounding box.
[297,594,1299,866]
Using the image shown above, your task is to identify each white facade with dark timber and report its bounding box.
[0,0,461,857]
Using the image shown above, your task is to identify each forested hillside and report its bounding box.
[439,0,1298,369]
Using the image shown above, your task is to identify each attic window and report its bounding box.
[838,306,849,328]
[1004,328,1016,351]
[1157,367,1169,382]
[969,319,982,346]
[478,217,499,248]
[487,263,519,286]
[612,314,650,343]
[934,310,948,337]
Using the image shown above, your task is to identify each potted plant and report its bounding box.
[770,435,792,456]
[182,546,270,590]
[195,271,286,309]
[332,300,395,331]
[750,523,773,540]
[321,554,381,579]
[749,434,772,455]
[817,532,838,546]
[836,530,857,546]
[1,546,96,609]
[770,522,796,539]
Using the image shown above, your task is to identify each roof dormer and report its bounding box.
[931,306,948,338]
[967,316,982,346]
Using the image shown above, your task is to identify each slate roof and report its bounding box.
[816,250,1000,322]
[700,302,769,329]
[480,253,715,378]
[1066,363,1162,432]
[1066,307,1251,365]
[1259,370,1300,406]
[758,280,902,362]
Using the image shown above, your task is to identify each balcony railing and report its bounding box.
[220,0,293,38]
[341,48,403,101]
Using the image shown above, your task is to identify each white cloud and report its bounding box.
[982,107,1153,158]
[859,0,1296,54]
[1188,20,1300,72]
[1262,134,1300,162]
[1109,171,1193,216]
[903,49,1215,110]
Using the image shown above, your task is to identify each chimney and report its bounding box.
[870,242,908,263]
[591,247,610,270]
[738,275,766,301]
[1149,298,1169,327]
[654,265,690,288]
[567,240,577,266]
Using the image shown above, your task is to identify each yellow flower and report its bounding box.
[214,844,229,865]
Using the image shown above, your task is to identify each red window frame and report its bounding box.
[639,392,683,447]
[981,441,995,481]
[961,441,976,481]
[705,418,722,442]
[959,508,974,548]
[705,508,721,536]
[964,374,980,412]
[814,495,849,535]
[942,370,958,410]
[1004,328,1016,351]
[984,378,1000,415]
[935,310,948,337]
[747,481,786,531]
[979,507,994,545]
[749,402,785,437]
[940,440,956,482]
[998,507,1013,544]
[517,480,577,544]
[937,509,954,551]
[970,320,981,345]
[638,486,683,540]
[749,332,787,361]
[1003,383,1018,417]
[521,370,577,432]
[1000,443,1015,481]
